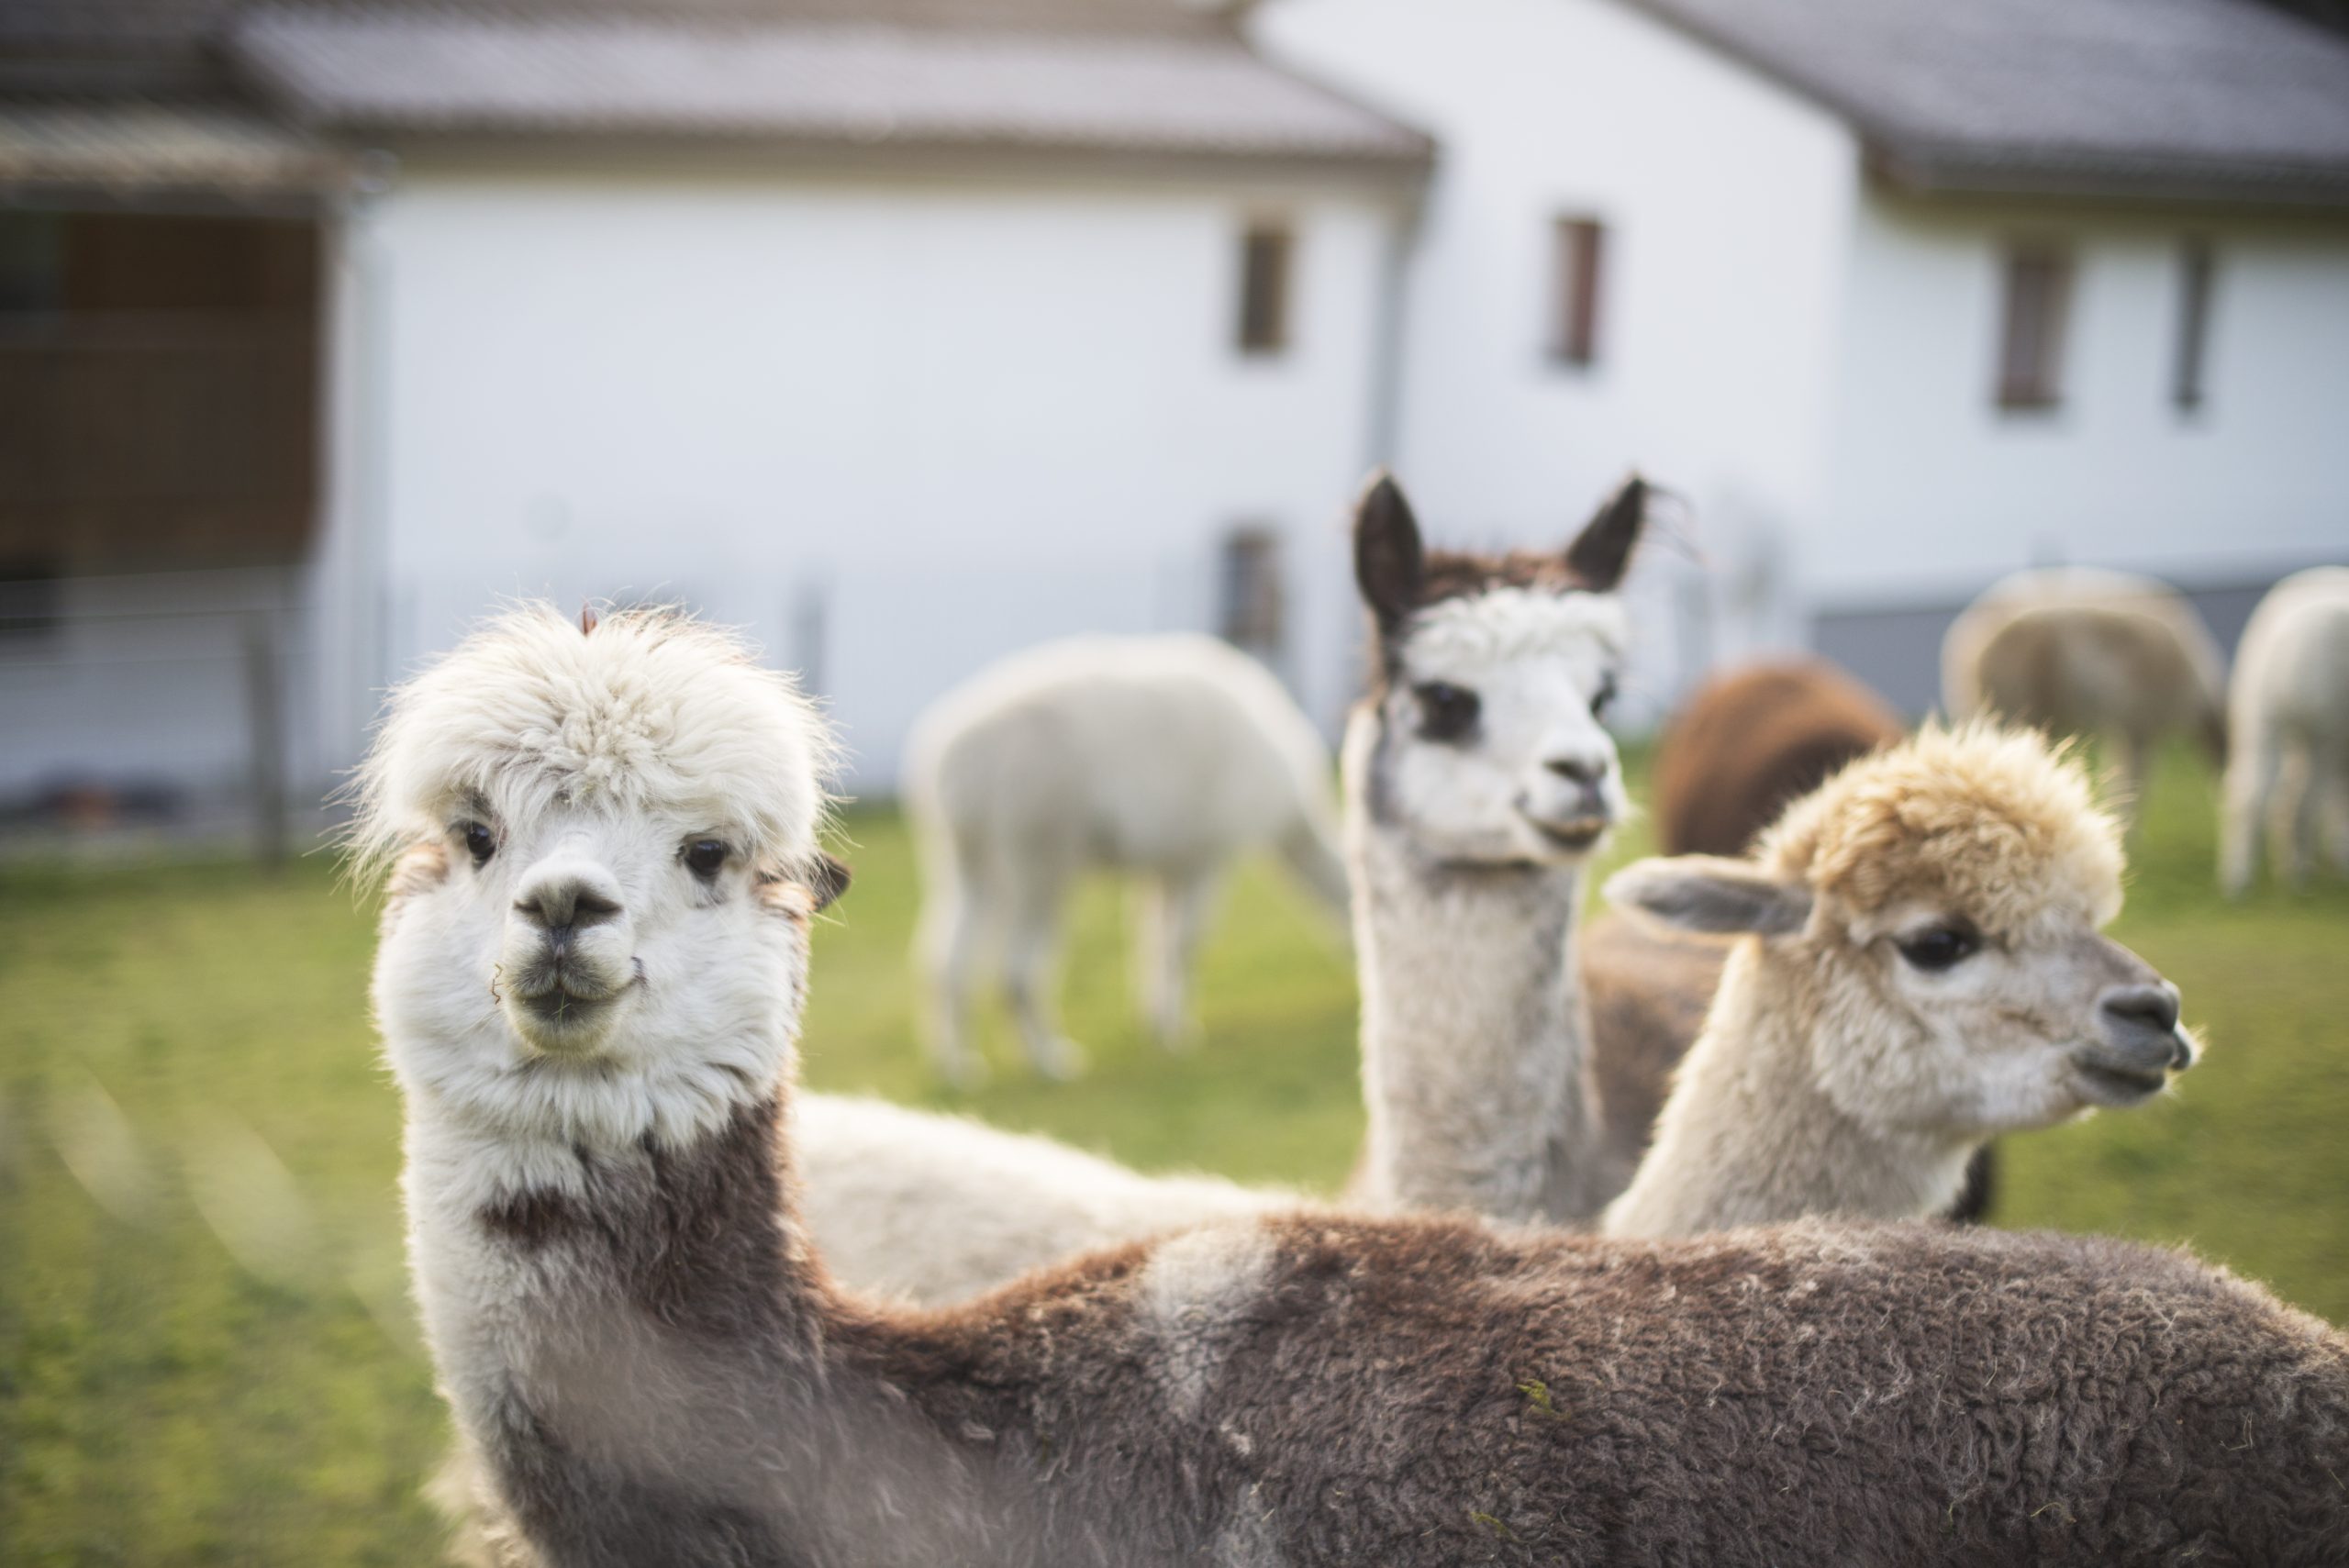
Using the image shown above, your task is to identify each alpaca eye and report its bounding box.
[683,838,729,880]
[1591,673,1619,721]
[1898,925,1979,972]
[462,821,495,867]
[1412,682,1481,742]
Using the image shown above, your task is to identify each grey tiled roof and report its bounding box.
[1627,0,2349,203]
[225,8,1428,166]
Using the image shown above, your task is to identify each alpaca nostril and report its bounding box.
[2099,982,2180,1038]
[515,880,623,933]
[1545,756,1602,785]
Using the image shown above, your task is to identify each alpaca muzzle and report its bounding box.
[503,862,639,1051]
[2072,980,2196,1105]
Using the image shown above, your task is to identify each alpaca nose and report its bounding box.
[514,865,625,943]
[1545,755,1605,785]
[2098,982,2189,1070]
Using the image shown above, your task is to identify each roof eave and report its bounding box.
[318,123,1433,192]
[1865,137,2349,211]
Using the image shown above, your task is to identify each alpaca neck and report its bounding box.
[402,1073,1059,1565]
[1601,947,1975,1238]
[1347,818,1612,1224]
[402,1081,819,1462]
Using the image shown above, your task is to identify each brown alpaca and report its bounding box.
[374,608,2349,1568]
[1653,657,1903,857]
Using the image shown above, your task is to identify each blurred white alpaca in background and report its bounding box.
[903,635,1347,1085]
[2221,566,2349,895]
[1943,566,2227,819]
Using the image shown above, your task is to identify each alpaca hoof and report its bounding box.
[1031,1037,1088,1082]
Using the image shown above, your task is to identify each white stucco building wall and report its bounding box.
[1254,0,1865,704]
[1256,0,2349,714]
[321,161,1409,788]
[1818,197,2349,606]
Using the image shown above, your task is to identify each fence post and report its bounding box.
[243,607,289,867]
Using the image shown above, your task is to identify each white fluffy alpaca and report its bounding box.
[794,1096,1286,1305]
[1943,566,2227,817]
[1601,724,2198,1238]
[2221,566,2349,895]
[904,634,1348,1084]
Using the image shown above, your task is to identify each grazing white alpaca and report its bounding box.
[1943,566,2227,817]
[2221,566,2349,895]
[370,605,2349,1568]
[904,633,1347,1084]
[1601,724,2197,1239]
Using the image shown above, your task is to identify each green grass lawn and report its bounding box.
[3,745,2343,1564]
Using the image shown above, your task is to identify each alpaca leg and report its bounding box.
[2219,726,2279,898]
[1130,875,1168,1035]
[2114,730,2148,831]
[2322,753,2349,877]
[1002,871,1085,1081]
[2285,743,2321,890]
[1143,866,1218,1051]
[918,874,990,1090]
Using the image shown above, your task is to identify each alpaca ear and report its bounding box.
[1604,854,1811,937]
[1564,474,1648,593]
[809,852,852,913]
[1353,469,1425,631]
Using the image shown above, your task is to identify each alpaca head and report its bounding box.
[352,605,842,1149]
[1608,722,2197,1138]
[1344,472,1646,868]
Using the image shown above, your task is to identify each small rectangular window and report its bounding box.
[1217,526,1286,662]
[2174,239,2214,413]
[1550,217,1606,366]
[1997,243,2072,410]
[1236,224,1292,355]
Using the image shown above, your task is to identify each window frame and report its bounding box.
[1995,241,2075,413]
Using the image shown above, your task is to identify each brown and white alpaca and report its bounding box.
[1340,471,1650,1220]
[903,633,1349,1084]
[1943,566,2227,817]
[2221,565,2349,895]
[372,606,2349,1568]
[1602,723,2197,1238]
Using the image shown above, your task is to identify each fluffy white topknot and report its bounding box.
[1403,585,1628,675]
[349,604,837,884]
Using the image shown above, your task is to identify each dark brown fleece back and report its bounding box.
[473,1091,2349,1568]
[1654,658,1905,859]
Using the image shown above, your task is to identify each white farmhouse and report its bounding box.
[6,0,2349,831]
[1257,0,2349,706]
[0,0,1427,815]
